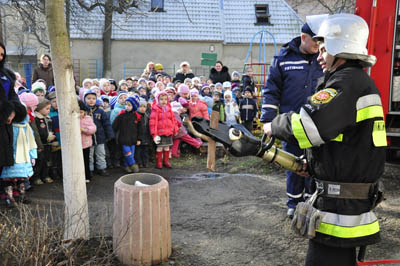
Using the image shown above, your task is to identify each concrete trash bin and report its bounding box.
[113,173,171,266]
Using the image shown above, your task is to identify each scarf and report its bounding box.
[15,123,37,163]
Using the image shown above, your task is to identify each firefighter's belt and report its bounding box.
[315,179,376,200]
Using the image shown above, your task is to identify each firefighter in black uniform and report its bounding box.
[264,14,386,266]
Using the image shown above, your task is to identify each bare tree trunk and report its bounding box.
[103,0,113,77]
[66,0,71,39]
[45,0,89,240]
[0,7,4,44]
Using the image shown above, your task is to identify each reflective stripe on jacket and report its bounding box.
[271,61,386,248]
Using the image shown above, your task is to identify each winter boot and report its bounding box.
[163,150,172,168]
[130,164,139,173]
[123,166,132,173]
[18,182,31,204]
[156,151,163,169]
[5,186,16,208]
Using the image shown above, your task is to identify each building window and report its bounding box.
[255,4,271,25]
[151,0,164,12]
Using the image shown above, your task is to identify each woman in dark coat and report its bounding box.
[173,61,195,83]
[209,60,231,84]
[0,42,27,168]
[32,54,55,88]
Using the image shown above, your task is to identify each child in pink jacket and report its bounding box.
[149,91,179,169]
[79,100,97,183]
[188,88,209,121]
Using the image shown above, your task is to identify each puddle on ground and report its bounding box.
[169,172,263,184]
[169,172,229,184]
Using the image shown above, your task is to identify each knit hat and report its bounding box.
[178,84,190,95]
[224,90,233,99]
[99,78,110,90]
[215,82,223,89]
[244,86,254,94]
[119,79,128,87]
[109,79,117,88]
[48,85,56,93]
[213,91,222,98]
[165,87,175,94]
[126,95,140,111]
[96,98,104,107]
[139,98,147,107]
[171,101,183,113]
[147,80,155,86]
[19,92,39,108]
[36,98,50,111]
[154,63,164,71]
[155,81,165,90]
[110,96,118,109]
[155,91,168,105]
[223,81,232,88]
[232,71,240,79]
[190,88,199,97]
[192,77,200,84]
[101,95,110,103]
[117,91,128,102]
[184,78,192,84]
[47,91,57,100]
[83,89,97,99]
[82,78,93,88]
[32,81,47,94]
[138,78,146,84]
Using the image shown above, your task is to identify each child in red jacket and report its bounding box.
[149,91,178,168]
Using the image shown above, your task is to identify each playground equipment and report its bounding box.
[243,27,278,134]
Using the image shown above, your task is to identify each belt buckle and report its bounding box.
[315,180,324,195]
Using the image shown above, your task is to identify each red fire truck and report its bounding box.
[355,0,400,163]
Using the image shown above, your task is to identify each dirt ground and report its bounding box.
[6,153,400,265]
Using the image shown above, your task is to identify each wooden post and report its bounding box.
[207,110,219,171]
[45,0,89,240]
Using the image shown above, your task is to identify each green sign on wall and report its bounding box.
[201,53,217,66]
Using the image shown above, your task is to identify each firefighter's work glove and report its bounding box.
[307,210,324,239]
[291,202,324,239]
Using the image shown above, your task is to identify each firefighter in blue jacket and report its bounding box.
[260,15,326,218]
[264,14,386,266]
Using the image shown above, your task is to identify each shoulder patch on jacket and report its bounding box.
[311,88,337,105]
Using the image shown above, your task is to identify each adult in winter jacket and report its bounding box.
[0,42,27,169]
[260,18,325,218]
[209,61,231,84]
[32,54,54,88]
[173,61,195,83]
[264,14,385,266]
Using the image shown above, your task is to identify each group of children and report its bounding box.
[0,64,259,207]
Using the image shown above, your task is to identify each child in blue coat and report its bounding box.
[84,88,114,176]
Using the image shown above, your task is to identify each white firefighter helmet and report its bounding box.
[313,13,376,67]
[305,14,329,37]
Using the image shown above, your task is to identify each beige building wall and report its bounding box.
[71,39,282,83]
